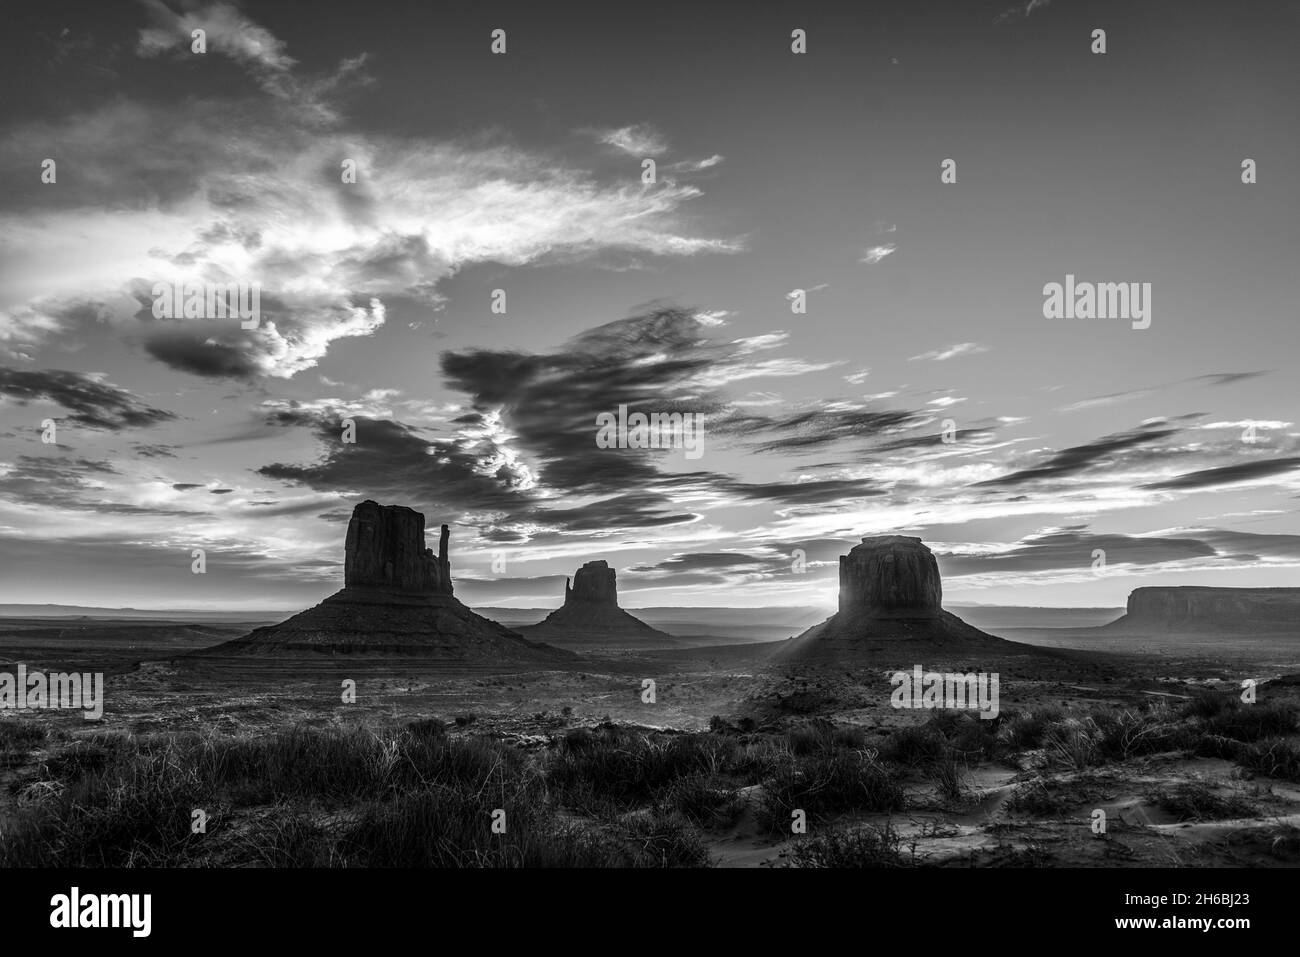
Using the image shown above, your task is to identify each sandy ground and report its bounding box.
[2,622,1299,867]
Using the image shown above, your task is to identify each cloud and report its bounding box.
[633,552,769,573]
[725,405,924,454]
[994,0,1053,24]
[938,528,1216,577]
[860,243,897,265]
[592,123,669,156]
[255,306,936,538]
[909,342,989,362]
[0,9,739,380]
[976,424,1179,487]
[668,154,725,172]
[1142,457,1300,491]
[0,368,178,431]
[137,0,295,73]
[1058,371,1269,413]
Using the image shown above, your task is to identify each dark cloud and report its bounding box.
[723,477,884,506]
[0,367,177,431]
[937,529,1216,576]
[131,443,179,458]
[1142,457,1300,491]
[143,328,264,379]
[258,413,533,514]
[631,552,769,573]
[724,407,923,453]
[258,308,935,536]
[1193,371,1269,387]
[976,425,1179,487]
[0,456,190,515]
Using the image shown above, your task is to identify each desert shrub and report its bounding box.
[655,773,746,829]
[1192,733,1242,760]
[3,724,544,866]
[1043,717,1100,770]
[783,722,870,757]
[341,792,709,867]
[784,821,916,868]
[879,725,947,766]
[928,752,966,802]
[1234,738,1300,783]
[39,733,136,781]
[757,749,905,834]
[406,717,448,739]
[237,805,339,867]
[1,738,209,866]
[0,720,48,751]
[1092,705,1194,760]
[939,713,1001,759]
[547,727,745,810]
[1204,700,1298,742]
[1149,782,1255,821]
[998,707,1064,751]
[1006,778,1074,817]
[1181,691,1234,720]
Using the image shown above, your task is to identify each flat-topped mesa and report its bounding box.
[565,560,618,606]
[343,500,453,595]
[839,535,942,616]
[1114,586,1300,632]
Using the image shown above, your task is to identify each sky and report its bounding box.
[0,0,1298,612]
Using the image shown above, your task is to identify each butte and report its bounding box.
[517,560,671,649]
[196,500,573,664]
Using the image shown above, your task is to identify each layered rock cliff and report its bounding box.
[344,500,451,595]
[839,536,943,615]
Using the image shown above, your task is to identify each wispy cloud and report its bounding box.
[994,0,1053,24]
[591,123,668,156]
[908,342,989,362]
[860,243,897,265]
[0,10,739,379]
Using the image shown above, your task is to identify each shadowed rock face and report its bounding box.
[565,561,618,605]
[344,500,451,595]
[839,535,941,616]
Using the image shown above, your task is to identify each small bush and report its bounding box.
[1149,782,1255,822]
[1204,701,1298,743]
[0,720,48,751]
[656,773,746,830]
[757,749,905,834]
[998,708,1064,751]
[1234,738,1300,783]
[784,821,916,868]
